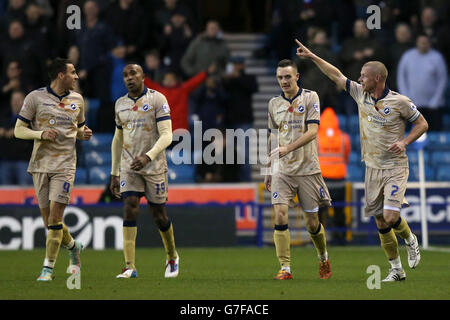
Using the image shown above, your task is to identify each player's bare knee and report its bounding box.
[305,219,319,234]
[383,210,400,227]
[124,197,140,220]
[149,202,168,228]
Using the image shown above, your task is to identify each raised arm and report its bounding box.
[295,39,347,91]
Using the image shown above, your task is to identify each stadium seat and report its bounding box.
[406,150,430,165]
[82,133,114,152]
[85,151,112,167]
[349,151,361,164]
[348,115,359,133]
[436,166,450,181]
[168,164,194,183]
[430,151,450,166]
[443,114,450,131]
[425,132,450,150]
[86,98,100,132]
[347,164,364,182]
[89,166,110,185]
[351,134,360,151]
[337,114,347,132]
[75,168,88,184]
[409,165,435,181]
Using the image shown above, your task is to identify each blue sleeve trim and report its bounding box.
[306,120,320,125]
[346,79,351,92]
[116,124,123,129]
[156,116,171,122]
[77,121,85,128]
[18,115,31,124]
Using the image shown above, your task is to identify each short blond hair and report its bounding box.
[363,61,388,81]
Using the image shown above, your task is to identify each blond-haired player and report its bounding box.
[110,64,178,279]
[295,39,428,281]
[14,58,92,281]
[265,59,332,280]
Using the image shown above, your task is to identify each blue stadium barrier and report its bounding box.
[89,166,110,185]
[85,151,112,167]
[443,114,450,131]
[351,133,360,151]
[407,150,430,164]
[75,168,88,184]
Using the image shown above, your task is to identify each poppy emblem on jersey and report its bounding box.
[162,103,170,114]
[272,192,279,199]
[297,105,305,113]
[288,106,294,112]
[58,103,65,108]
[132,105,138,111]
[383,107,391,115]
[70,103,77,110]
[120,180,126,187]
[142,104,150,112]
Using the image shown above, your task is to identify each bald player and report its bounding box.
[265,59,332,280]
[110,64,179,279]
[295,39,428,282]
[14,58,92,281]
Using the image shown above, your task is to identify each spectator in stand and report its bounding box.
[222,56,258,182]
[155,0,196,35]
[397,33,447,131]
[181,20,229,77]
[160,9,194,78]
[144,64,216,132]
[2,0,27,25]
[0,90,33,185]
[24,2,54,59]
[104,0,149,62]
[0,19,46,92]
[70,0,123,132]
[339,19,385,115]
[296,28,340,112]
[191,76,227,183]
[416,7,440,46]
[143,50,167,84]
[0,60,27,117]
[388,23,414,91]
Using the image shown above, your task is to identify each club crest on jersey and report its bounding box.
[297,105,305,113]
[383,107,391,115]
[272,192,279,199]
[70,103,77,110]
[162,103,170,114]
[142,104,150,112]
[120,180,126,187]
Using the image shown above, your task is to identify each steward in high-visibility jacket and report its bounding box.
[317,108,351,180]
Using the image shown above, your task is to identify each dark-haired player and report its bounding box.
[14,58,92,281]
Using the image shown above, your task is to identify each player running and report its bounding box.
[294,39,428,281]
[110,63,179,279]
[14,58,92,281]
[265,59,332,280]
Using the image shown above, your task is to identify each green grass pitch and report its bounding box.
[0,246,449,300]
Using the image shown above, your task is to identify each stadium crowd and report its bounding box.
[0,0,449,185]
